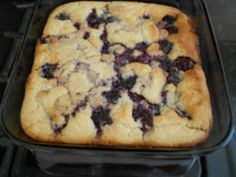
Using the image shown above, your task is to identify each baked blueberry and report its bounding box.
[73,22,81,30]
[134,52,152,64]
[71,101,87,117]
[173,56,195,71]
[86,9,102,29]
[133,42,151,63]
[53,114,69,134]
[128,92,145,102]
[143,14,150,19]
[91,107,113,134]
[159,57,172,72]
[114,48,133,70]
[101,41,110,54]
[162,15,177,24]
[100,29,107,41]
[112,75,123,89]
[161,90,168,105]
[102,90,121,104]
[158,39,173,54]
[132,105,153,133]
[140,117,153,132]
[122,75,137,90]
[149,103,160,116]
[135,42,149,51]
[55,13,70,20]
[166,67,181,85]
[112,75,137,90]
[165,24,179,34]
[130,93,160,132]
[100,29,110,54]
[40,63,58,79]
[83,32,90,39]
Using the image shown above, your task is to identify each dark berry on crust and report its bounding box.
[175,107,191,119]
[173,56,195,71]
[101,41,110,54]
[160,15,178,35]
[100,28,107,41]
[165,24,179,35]
[161,90,168,105]
[112,75,137,90]
[143,14,150,19]
[116,48,133,63]
[122,75,137,90]
[55,13,70,20]
[128,92,161,132]
[114,48,133,70]
[86,9,102,29]
[158,39,173,54]
[71,100,87,117]
[134,52,152,64]
[159,57,172,72]
[135,42,149,51]
[52,114,69,134]
[83,32,90,39]
[91,107,113,134]
[102,90,121,104]
[149,104,161,116]
[128,92,145,102]
[100,28,110,54]
[133,42,152,64]
[132,105,153,133]
[40,63,58,79]
[162,15,177,24]
[153,55,167,62]
[112,75,123,89]
[73,22,80,30]
[167,67,181,85]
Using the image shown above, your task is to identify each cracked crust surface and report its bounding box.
[20,1,212,147]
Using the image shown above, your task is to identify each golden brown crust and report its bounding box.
[20,1,212,147]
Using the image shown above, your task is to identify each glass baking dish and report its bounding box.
[0,0,234,176]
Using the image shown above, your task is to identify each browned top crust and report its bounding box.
[20,1,212,147]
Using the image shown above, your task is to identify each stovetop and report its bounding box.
[0,0,235,177]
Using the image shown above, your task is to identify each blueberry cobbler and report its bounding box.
[20,1,212,147]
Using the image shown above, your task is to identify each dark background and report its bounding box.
[203,0,236,176]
